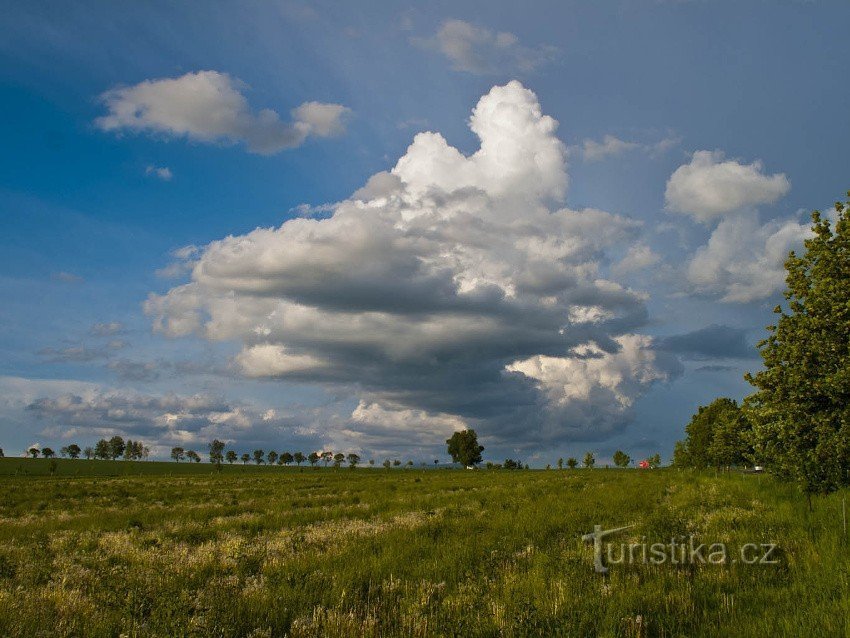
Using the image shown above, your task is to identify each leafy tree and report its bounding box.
[504,459,523,469]
[267,450,279,465]
[612,450,631,468]
[308,452,320,467]
[347,453,361,468]
[406,460,414,468]
[557,457,564,470]
[672,440,690,468]
[186,450,201,463]
[94,439,109,459]
[321,451,333,466]
[171,447,185,463]
[241,453,250,465]
[677,398,746,469]
[226,450,237,464]
[648,453,662,469]
[83,446,94,460]
[294,452,305,466]
[392,459,401,467]
[209,439,226,465]
[64,443,81,459]
[567,457,578,469]
[746,198,850,497]
[123,440,135,461]
[281,452,294,466]
[27,447,39,458]
[41,447,55,459]
[333,453,345,468]
[108,436,125,460]
[583,452,595,469]
[369,459,375,467]
[383,459,392,469]
[446,429,484,467]
[253,449,265,465]
[0,448,4,458]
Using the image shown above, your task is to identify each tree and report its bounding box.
[107,436,125,460]
[241,453,250,465]
[123,440,135,461]
[347,453,361,468]
[583,452,595,469]
[94,439,109,459]
[406,460,414,468]
[267,450,279,465]
[64,443,81,459]
[83,446,94,460]
[294,452,305,466]
[0,448,4,458]
[281,452,294,466]
[308,452,320,467]
[369,459,375,467]
[392,459,401,467]
[321,451,333,467]
[745,199,850,497]
[209,439,226,465]
[612,450,631,468]
[186,450,201,463]
[333,453,345,468]
[648,453,662,469]
[253,450,265,465]
[446,429,484,467]
[677,398,746,469]
[567,457,578,469]
[557,458,564,470]
[41,447,55,459]
[171,447,185,463]
[383,459,392,469]
[27,447,39,458]
[672,440,690,468]
[226,450,237,464]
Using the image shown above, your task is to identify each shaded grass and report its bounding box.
[0,463,847,637]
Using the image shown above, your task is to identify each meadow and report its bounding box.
[0,459,847,637]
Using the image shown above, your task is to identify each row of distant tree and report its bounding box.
[15,437,150,461]
[673,198,850,501]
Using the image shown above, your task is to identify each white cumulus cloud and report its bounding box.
[145,81,677,448]
[665,150,790,222]
[96,70,351,155]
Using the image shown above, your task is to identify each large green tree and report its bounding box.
[676,398,751,469]
[746,198,850,496]
[446,430,484,467]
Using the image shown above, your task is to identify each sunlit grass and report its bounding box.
[0,459,847,636]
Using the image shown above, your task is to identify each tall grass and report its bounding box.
[0,460,847,636]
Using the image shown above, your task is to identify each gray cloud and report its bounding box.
[658,324,753,360]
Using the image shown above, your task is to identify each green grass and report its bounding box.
[0,459,847,637]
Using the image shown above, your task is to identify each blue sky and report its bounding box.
[1,1,848,464]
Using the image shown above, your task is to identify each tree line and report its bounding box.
[674,195,850,500]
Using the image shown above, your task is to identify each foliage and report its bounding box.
[567,457,578,469]
[675,398,752,469]
[171,447,185,463]
[612,450,631,468]
[445,429,484,467]
[746,198,850,495]
[209,439,226,465]
[583,452,595,469]
[226,450,237,464]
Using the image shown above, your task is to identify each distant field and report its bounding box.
[0,461,847,637]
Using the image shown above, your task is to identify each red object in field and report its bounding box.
[638,460,650,469]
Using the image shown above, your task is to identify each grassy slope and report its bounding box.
[0,464,847,637]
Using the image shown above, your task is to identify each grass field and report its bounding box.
[0,459,848,637]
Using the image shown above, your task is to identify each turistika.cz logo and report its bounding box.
[581,524,780,574]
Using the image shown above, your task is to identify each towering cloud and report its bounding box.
[146,81,677,449]
[96,70,350,155]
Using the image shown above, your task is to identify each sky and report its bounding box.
[1,0,849,465]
